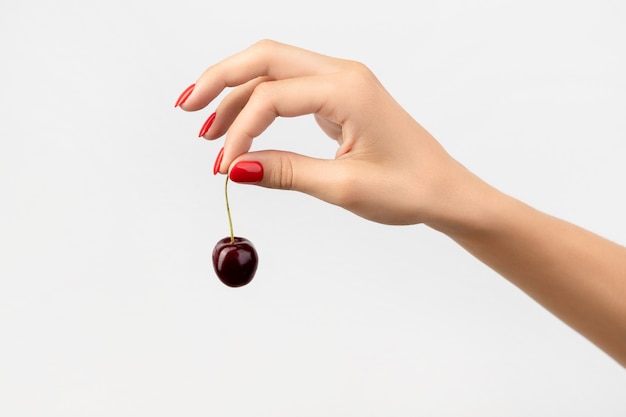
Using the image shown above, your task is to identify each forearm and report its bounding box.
[429,179,626,366]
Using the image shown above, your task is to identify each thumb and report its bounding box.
[227,150,350,206]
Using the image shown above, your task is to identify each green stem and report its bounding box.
[225,175,235,244]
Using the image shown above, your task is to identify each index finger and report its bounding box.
[180,39,343,111]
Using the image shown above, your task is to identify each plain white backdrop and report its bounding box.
[1,0,625,415]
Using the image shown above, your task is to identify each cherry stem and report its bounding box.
[224,175,235,244]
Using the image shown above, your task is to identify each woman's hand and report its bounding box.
[176,40,626,367]
[176,39,483,227]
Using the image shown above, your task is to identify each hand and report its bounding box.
[176,40,626,366]
[176,39,484,227]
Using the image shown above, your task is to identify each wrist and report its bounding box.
[423,170,517,240]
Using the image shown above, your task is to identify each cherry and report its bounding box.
[212,176,258,287]
[212,236,258,287]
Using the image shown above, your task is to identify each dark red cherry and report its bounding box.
[212,236,258,287]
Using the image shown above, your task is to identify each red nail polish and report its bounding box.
[198,112,216,137]
[230,161,263,183]
[174,83,195,107]
[213,147,224,175]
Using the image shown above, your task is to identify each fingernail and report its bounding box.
[230,161,264,183]
[174,83,195,107]
[198,112,216,137]
[213,147,224,175]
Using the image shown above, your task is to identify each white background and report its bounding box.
[1,0,625,415]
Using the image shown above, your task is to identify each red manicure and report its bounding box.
[229,161,264,183]
[174,83,195,107]
[213,147,224,175]
[198,112,216,137]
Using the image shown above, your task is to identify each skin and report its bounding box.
[179,39,626,367]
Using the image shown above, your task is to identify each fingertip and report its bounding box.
[219,132,256,176]
[213,147,224,175]
[199,112,217,137]
[174,83,195,108]
[229,160,264,183]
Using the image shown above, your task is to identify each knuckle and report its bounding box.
[335,61,382,105]
[249,39,280,59]
[253,38,278,50]
[250,80,274,101]
[344,60,378,84]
